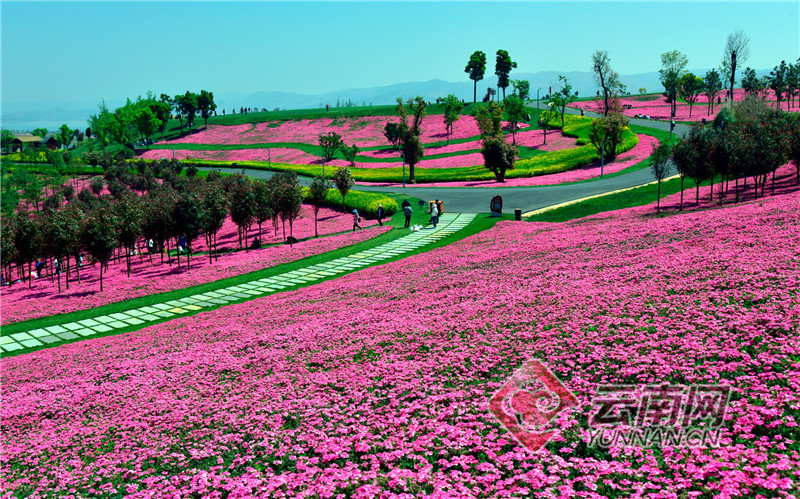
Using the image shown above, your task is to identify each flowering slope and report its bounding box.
[0,206,386,325]
[570,88,799,122]
[354,134,658,188]
[3,190,799,498]
[163,116,529,148]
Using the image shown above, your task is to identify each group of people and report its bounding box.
[351,199,440,232]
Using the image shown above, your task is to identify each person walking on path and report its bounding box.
[377,204,385,226]
[430,203,439,228]
[352,209,363,231]
[403,204,413,228]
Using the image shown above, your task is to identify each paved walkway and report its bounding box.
[1,213,475,354]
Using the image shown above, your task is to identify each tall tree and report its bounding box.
[201,184,228,262]
[591,50,625,116]
[252,180,273,244]
[741,67,762,95]
[1,129,14,153]
[83,206,118,292]
[14,213,39,288]
[114,193,143,277]
[769,60,789,110]
[318,132,343,161]
[397,97,427,183]
[197,90,217,129]
[383,122,401,151]
[503,95,525,145]
[552,75,577,126]
[177,91,199,133]
[339,142,359,168]
[679,73,705,118]
[588,113,630,162]
[539,106,557,145]
[172,191,204,270]
[441,94,464,145]
[32,128,48,139]
[649,142,672,213]
[723,29,750,102]
[704,68,723,116]
[465,51,487,103]
[308,176,331,237]
[59,124,73,150]
[228,176,254,249]
[133,107,160,149]
[273,171,304,241]
[659,50,688,120]
[511,79,530,101]
[495,50,517,101]
[333,166,354,207]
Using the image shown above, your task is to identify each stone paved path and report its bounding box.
[1,213,475,353]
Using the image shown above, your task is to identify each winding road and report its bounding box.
[201,112,691,214]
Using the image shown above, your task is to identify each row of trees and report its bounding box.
[88,90,216,151]
[650,96,800,212]
[0,158,362,293]
[591,30,771,119]
[741,59,800,110]
[465,50,524,103]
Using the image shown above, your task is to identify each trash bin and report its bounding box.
[515,209,522,221]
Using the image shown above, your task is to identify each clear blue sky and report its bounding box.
[1,1,798,107]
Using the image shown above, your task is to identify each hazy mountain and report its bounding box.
[2,69,771,131]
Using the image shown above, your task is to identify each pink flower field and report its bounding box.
[0,206,387,325]
[142,127,580,171]
[161,115,530,148]
[3,183,799,497]
[356,134,657,188]
[570,88,800,122]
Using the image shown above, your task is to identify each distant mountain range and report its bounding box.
[2,69,772,132]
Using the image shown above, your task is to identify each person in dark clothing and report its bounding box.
[401,199,411,209]
[377,204,384,226]
[403,204,413,228]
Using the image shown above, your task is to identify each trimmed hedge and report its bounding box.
[302,188,398,218]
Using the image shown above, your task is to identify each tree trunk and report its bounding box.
[57,266,61,293]
[175,237,181,269]
[28,261,32,288]
[100,263,104,292]
[473,80,477,103]
[314,208,319,237]
[735,177,740,203]
[695,182,700,205]
[127,248,131,277]
[74,254,81,284]
[187,243,191,271]
[656,181,661,213]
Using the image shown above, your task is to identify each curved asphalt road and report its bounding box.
[200,111,691,214]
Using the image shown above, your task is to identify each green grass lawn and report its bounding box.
[526,175,715,222]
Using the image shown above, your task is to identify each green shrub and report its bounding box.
[301,187,398,218]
